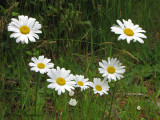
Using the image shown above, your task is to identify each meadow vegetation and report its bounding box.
[0,0,160,119]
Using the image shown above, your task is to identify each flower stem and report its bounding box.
[108,82,117,119]
[102,95,108,120]
[20,44,24,119]
[85,92,94,120]
[35,73,40,115]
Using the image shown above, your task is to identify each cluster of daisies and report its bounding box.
[28,55,124,106]
[8,15,147,106]
[28,55,125,94]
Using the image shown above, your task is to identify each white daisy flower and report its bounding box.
[47,66,76,95]
[111,19,147,43]
[8,15,42,44]
[69,90,74,97]
[90,78,110,96]
[98,57,125,82]
[68,98,77,106]
[74,75,91,91]
[29,55,54,74]
[137,106,141,111]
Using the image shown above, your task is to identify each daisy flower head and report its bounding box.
[111,19,147,44]
[74,75,91,91]
[47,66,76,95]
[90,78,110,96]
[98,57,125,82]
[8,15,42,44]
[29,55,54,74]
[68,98,78,106]
[69,90,74,97]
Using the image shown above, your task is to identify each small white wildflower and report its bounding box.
[90,78,110,96]
[74,75,91,91]
[29,55,54,74]
[8,15,42,44]
[69,90,74,97]
[47,66,76,95]
[68,98,77,106]
[111,19,147,44]
[137,106,141,111]
[98,57,125,82]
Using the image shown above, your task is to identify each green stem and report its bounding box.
[85,92,94,120]
[90,29,94,62]
[20,45,24,119]
[62,93,68,119]
[108,82,117,120]
[102,95,107,120]
[44,74,47,95]
[35,73,40,115]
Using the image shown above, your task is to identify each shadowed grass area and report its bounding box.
[0,0,160,119]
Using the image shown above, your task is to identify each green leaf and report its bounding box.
[11,12,19,16]
[26,51,32,56]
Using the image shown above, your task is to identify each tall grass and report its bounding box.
[0,0,160,119]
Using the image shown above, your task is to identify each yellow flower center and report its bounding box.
[95,85,102,91]
[107,66,115,74]
[20,26,30,34]
[77,81,84,86]
[56,77,66,86]
[37,63,45,69]
[123,28,134,36]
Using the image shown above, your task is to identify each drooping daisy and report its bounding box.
[74,75,91,91]
[90,78,110,96]
[29,55,54,74]
[98,57,125,82]
[47,67,76,95]
[8,15,42,44]
[111,19,147,43]
[69,90,74,97]
[68,98,78,106]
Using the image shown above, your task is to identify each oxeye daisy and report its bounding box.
[68,98,78,106]
[47,67,76,95]
[74,75,91,91]
[8,15,42,44]
[29,55,54,74]
[69,90,74,97]
[98,57,125,82]
[90,78,110,96]
[111,19,147,43]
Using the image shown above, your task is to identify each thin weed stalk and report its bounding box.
[108,82,117,120]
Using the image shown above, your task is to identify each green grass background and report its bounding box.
[0,0,160,119]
